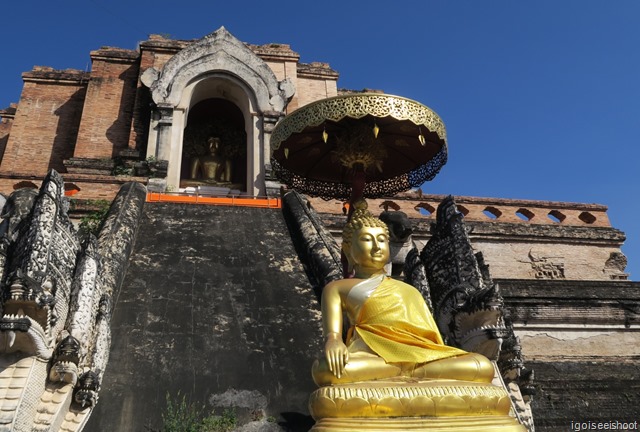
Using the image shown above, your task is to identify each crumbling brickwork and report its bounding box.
[296,62,339,109]
[308,193,628,281]
[0,68,88,176]
[127,36,186,153]
[0,105,15,164]
[499,279,640,430]
[0,176,137,200]
[0,31,340,201]
[74,48,139,159]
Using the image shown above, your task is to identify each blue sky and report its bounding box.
[2,1,639,279]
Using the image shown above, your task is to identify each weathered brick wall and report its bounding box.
[474,240,626,281]
[0,68,88,176]
[295,63,339,109]
[283,61,301,113]
[309,193,629,281]
[127,49,155,152]
[264,59,303,112]
[308,193,613,228]
[500,279,640,360]
[127,36,185,154]
[292,77,338,111]
[499,279,640,430]
[256,44,301,113]
[0,105,15,164]
[530,361,640,431]
[63,178,131,200]
[0,175,142,201]
[74,49,139,159]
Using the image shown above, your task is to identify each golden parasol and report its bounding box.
[271,93,448,204]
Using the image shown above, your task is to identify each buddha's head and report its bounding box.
[207,137,221,154]
[342,200,390,275]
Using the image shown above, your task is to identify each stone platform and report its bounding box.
[309,379,526,432]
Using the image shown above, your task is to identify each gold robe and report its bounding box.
[348,276,466,364]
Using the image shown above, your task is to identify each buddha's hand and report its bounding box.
[324,333,349,379]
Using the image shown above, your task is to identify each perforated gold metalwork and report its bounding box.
[332,123,388,171]
[271,93,448,199]
[271,146,447,200]
[271,94,447,151]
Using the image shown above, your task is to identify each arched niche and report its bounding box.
[163,74,259,195]
[181,98,247,190]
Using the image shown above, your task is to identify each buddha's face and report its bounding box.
[208,138,221,154]
[347,226,389,272]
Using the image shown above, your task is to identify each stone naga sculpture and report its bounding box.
[0,170,145,432]
[49,235,111,408]
[308,200,526,431]
[421,196,535,431]
[421,196,507,359]
[378,210,414,278]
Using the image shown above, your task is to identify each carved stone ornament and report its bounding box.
[0,170,145,432]
[148,27,294,114]
[528,250,565,280]
[421,196,535,431]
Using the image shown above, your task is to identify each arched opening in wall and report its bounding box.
[414,203,435,217]
[548,210,566,223]
[64,183,81,197]
[579,211,596,224]
[379,200,400,211]
[13,181,38,190]
[181,98,247,192]
[456,205,470,216]
[515,208,535,221]
[483,206,502,220]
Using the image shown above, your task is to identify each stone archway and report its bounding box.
[143,27,295,195]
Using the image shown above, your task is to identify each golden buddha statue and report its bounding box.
[190,137,232,183]
[308,200,526,431]
[312,200,494,386]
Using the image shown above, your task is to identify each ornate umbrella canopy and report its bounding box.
[271,93,448,200]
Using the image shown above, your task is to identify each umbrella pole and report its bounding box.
[342,167,367,277]
[347,168,366,220]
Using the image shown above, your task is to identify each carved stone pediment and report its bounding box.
[147,27,294,113]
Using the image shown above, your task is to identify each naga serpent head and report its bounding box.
[75,370,101,408]
[379,210,413,243]
[49,334,81,385]
[0,270,57,358]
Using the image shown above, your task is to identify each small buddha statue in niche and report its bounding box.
[190,137,232,183]
[311,199,495,386]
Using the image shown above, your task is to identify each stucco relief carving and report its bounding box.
[526,250,565,280]
[147,27,295,113]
